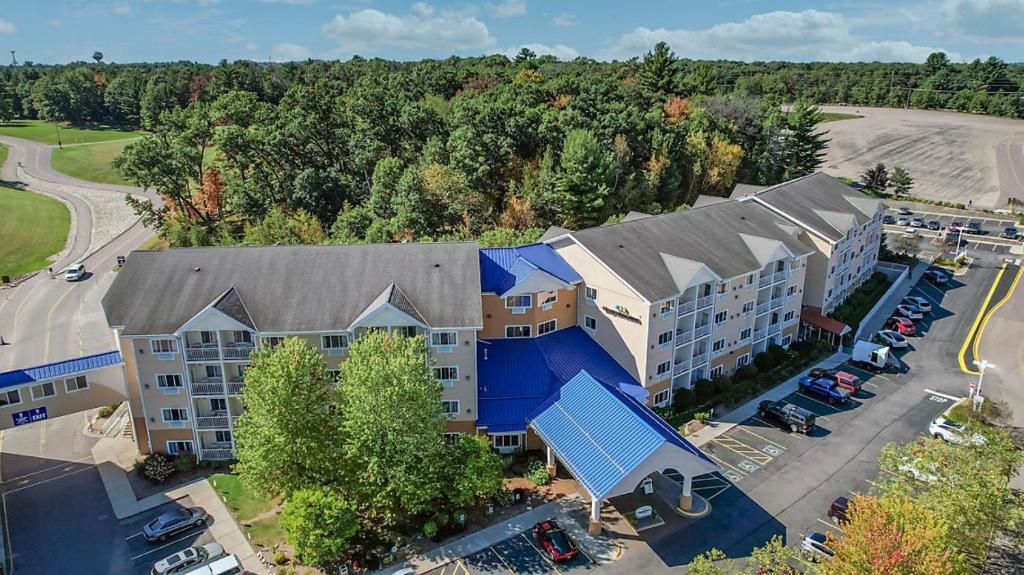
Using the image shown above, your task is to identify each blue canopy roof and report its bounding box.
[479,244,582,294]
[476,326,643,433]
[529,370,718,500]
[0,351,123,390]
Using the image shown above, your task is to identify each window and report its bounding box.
[166,441,194,455]
[0,389,20,408]
[505,295,532,310]
[700,284,712,297]
[776,260,786,272]
[321,334,349,353]
[742,301,754,314]
[736,354,751,368]
[262,336,285,348]
[656,360,671,379]
[710,365,724,378]
[151,339,178,355]
[716,283,727,294]
[712,338,725,352]
[156,374,183,391]
[740,328,752,341]
[584,316,597,331]
[232,331,253,345]
[653,388,670,407]
[434,367,459,387]
[657,330,673,347]
[714,310,728,325]
[161,408,188,423]
[444,432,462,444]
[441,400,460,416]
[782,335,792,347]
[204,365,223,380]
[30,382,55,401]
[492,433,521,449]
[787,285,797,296]
[395,326,418,338]
[659,300,674,316]
[506,325,531,338]
[584,286,597,304]
[431,331,458,347]
[747,274,756,285]
[784,310,796,322]
[214,430,232,444]
[210,398,227,413]
[538,290,557,308]
[537,319,557,336]
[199,331,217,345]
[64,375,88,393]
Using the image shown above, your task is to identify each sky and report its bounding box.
[1,0,1022,65]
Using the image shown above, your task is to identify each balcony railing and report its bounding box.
[696,295,714,310]
[756,301,770,315]
[758,275,772,288]
[201,448,234,461]
[674,330,694,347]
[753,327,767,341]
[185,347,220,362]
[227,380,245,395]
[190,381,225,396]
[693,324,711,338]
[773,270,787,283]
[691,352,709,366]
[195,415,230,429]
[222,346,254,361]
[769,322,783,335]
[677,299,696,316]
[771,296,784,309]
[673,358,692,375]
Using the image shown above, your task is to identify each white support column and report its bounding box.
[588,497,602,535]
[545,445,556,477]
[678,474,693,512]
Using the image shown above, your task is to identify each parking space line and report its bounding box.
[455,559,470,575]
[816,518,842,532]
[910,288,941,307]
[124,532,143,541]
[733,426,786,449]
[792,393,838,417]
[129,531,203,561]
[749,416,806,439]
[712,436,772,465]
[704,451,747,477]
[488,546,517,574]
[863,382,879,389]
[3,464,95,495]
[521,533,563,575]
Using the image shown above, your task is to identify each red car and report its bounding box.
[532,520,579,562]
[886,316,916,335]
[828,496,850,525]
[808,368,863,395]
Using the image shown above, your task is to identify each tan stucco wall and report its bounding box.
[0,363,127,431]
[445,419,478,434]
[150,428,200,454]
[479,289,578,339]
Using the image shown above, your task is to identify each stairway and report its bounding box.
[120,418,134,441]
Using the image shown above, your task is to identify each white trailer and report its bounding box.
[851,340,901,372]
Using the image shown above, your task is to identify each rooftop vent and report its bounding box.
[193,267,201,272]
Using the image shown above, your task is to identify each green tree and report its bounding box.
[860,162,889,191]
[0,79,16,123]
[243,207,325,245]
[443,434,504,509]
[476,227,545,247]
[280,487,360,567]
[553,129,614,228]
[637,41,678,97]
[782,99,828,179]
[104,70,147,127]
[233,337,343,497]
[888,166,914,197]
[337,331,448,527]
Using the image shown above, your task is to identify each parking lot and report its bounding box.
[883,205,1022,256]
[421,528,599,575]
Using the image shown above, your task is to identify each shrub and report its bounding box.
[143,453,176,483]
[272,549,289,565]
[98,403,119,418]
[423,520,438,539]
[710,374,732,394]
[524,460,551,486]
[768,344,789,364]
[133,457,147,478]
[693,378,714,401]
[754,352,776,371]
[736,363,760,381]
[672,387,697,411]
[694,411,712,423]
[173,452,198,473]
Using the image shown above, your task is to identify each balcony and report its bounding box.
[769,322,782,335]
[696,295,713,310]
[674,329,694,346]
[771,296,784,309]
[753,327,767,341]
[190,380,225,396]
[201,448,234,461]
[185,346,220,362]
[222,346,254,361]
[693,324,711,338]
[756,301,770,315]
[677,299,696,316]
[758,274,772,288]
[673,358,692,375]
[195,415,230,429]
[691,352,709,366]
[773,270,787,283]
[227,380,245,395]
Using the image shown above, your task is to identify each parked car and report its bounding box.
[902,296,932,313]
[874,329,909,349]
[928,416,986,446]
[178,555,243,575]
[64,263,85,281]
[152,543,225,575]
[758,400,816,433]
[948,221,963,233]
[910,216,924,228]
[927,220,941,231]
[896,216,911,226]
[1001,227,1019,240]
[828,496,850,524]
[896,304,923,320]
[885,316,916,336]
[965,220,983,234]
[798,376,852,404]
[882,214,896,224]
[532,519,579,562]
[801,532,835,561]
[897,207,912,216]
[143,507,208,542]
[807,368,863,395]
[923,269,949,285]
[897,457,939,483]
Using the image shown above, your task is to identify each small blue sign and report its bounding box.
[12,406,47,427]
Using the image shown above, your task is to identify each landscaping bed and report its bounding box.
[827,272,893,331]
[128,452,231,500]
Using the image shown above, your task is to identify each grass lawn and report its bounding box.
[0,185,71,278]
[137,234,169,251]
[0,119,142,145]
[51,140,133,185]
[819,112,864,123]
[209,473,286,549]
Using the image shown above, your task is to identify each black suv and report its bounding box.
[758,400,816,433]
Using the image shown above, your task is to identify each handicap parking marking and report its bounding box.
[703,450,748,478]
[761,444,784,457]
[723,470,743,482]
[733,426,787,450]
[737,459,760,473]
[712,435,773,465]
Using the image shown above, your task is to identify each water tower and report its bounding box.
[92,51,104,64]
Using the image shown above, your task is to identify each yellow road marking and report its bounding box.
[733,426,786,449]
[712,436,772,465]
[958,264,1006,374]
[971,264,1023,366]
[704,451,747,476]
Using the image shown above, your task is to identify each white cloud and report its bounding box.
[114,4,132,16]
[491,0,527,19]
[604,9,953,63]
[272,42,313,61]
[549,13,576,27]
[941,0,1024,40]
[501,43,579,61]
[321,4,496,52]
[0,19,14,34]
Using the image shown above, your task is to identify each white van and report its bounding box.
[64,263,85,281]
[180,555,243,575]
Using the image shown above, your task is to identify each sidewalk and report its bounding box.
[91,435,267,575]
[378,494,621,575]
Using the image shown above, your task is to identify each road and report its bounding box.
[0,135,156,370]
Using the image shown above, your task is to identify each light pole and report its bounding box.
[972,359,994,411]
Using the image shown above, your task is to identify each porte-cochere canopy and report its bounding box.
[528,370,719,502]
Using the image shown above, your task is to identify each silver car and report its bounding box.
[152,543,225,575]
[143,507,208,542]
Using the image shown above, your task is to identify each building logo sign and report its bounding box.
[12,406,48,427]
[603,305,642,324]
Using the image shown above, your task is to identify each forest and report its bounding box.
[0,45,1020,247]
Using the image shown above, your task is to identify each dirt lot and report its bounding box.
[819,106,1024,209]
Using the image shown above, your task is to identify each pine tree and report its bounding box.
[637,42,678,97]
[782,99,829,180]
[553,129,614,228]
[889,166,914,197]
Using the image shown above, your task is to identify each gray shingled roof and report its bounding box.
[213,287,256,330]
[103,243,483,335]
[735,173,881,242]
[729,183,769,198]
[570,201,814,301]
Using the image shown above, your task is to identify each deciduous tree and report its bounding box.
[860,163,889,192]
[280,487,360,567]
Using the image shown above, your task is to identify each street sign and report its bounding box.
[969,381,977,397]
[12,406,47,426]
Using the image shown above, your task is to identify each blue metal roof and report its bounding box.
[0,351,123,390]
[479,244,582,294]
[476,326,642,433]
[529,370,718,500]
